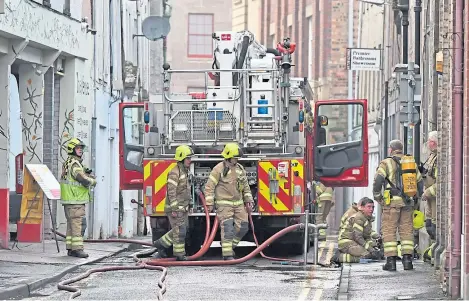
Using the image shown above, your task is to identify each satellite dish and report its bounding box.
[142,16,171,41]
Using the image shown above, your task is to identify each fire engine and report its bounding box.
[118,30,369,255]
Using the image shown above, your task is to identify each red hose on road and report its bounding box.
[57,262,167,300]
[248,214,302,263]
[144,223,303,267]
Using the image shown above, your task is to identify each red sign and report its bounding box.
[15,154,23,194]
[221,34,231,41]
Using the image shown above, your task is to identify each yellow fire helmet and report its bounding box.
[174,145,194,161]
[413,210,425,230]
[67,138,86,154]
[221,143,244,159]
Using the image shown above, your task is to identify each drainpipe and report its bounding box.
[462,2,469,297]
[413,0,421,164]
[89,0,97,239]
[450,0,463,297]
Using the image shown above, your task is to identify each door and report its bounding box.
[313,99,369,187]
[119,103,144,190]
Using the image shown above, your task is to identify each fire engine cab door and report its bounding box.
[313,99,369,187]
[119,103,144,190]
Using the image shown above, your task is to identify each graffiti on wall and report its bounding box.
[59,109,74,163]
[22,79,42,163]
[0,1,81,54]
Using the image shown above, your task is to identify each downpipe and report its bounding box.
[449,0,463,296]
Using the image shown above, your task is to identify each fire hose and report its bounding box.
[53,191,314,299]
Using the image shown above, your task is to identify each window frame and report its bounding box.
[187,13,214,59]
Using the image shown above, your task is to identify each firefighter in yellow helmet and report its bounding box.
[204,143,254,260]
[420,131,438,262]
[314,181,334,241]
[60,138,97,258]
[153,145,194,261]
[331,197,381,264]
[373,139,424,271]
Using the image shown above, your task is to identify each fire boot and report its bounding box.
[382,256,397,271]
[402,254,414,270]
[223,256,235,261]
[330,249,340,264]
[69,250,89,258]
[153,241,168,258]
[176,255,188,261]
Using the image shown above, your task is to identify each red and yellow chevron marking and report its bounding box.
[143,159,177,215]
[257,159,305,215]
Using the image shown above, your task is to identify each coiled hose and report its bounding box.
[53,192,305,299]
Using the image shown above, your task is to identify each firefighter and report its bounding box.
[60,138,97,258]
[373,139,424,271]
[204,143,254,260]
[420,131,438,262]
[331,197,381,264]
[153,145,194,261]
[315,181,334,241]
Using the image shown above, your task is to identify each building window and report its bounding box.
[187,13,214,58]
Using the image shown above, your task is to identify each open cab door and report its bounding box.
[313,99,368,187]
[119,102,144,190]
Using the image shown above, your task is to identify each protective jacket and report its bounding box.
[60,155,96,205]
[315,182,334,202]
[204,161,253,207]
[373,151,424,207]
[339,211,376,251]
[165,163,191,213]
[340,204,359,230]
[422,151,437,199]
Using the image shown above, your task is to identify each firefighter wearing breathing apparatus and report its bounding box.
[373,139,424,271]
[315,181,334,241]
[420,131,438,262]
[60,138,97,258]
[204,143,254,260]
[153,145,194,261]
[331,197,381,264]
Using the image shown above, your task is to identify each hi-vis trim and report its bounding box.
[143,160,177,215]
[257,159,305,215]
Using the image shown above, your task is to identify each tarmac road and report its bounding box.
[24,242,340,301]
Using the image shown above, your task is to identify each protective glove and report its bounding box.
[245,202,253,213]
[425,219,435,240]
[206,205,214,213]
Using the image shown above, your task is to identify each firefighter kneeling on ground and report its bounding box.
[204,143,254,260]
[153,145,194,261]
[330,197,381,264]
[60,138,97,258]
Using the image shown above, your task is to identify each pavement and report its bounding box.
[338,259,448,300]
[0,239,134,300]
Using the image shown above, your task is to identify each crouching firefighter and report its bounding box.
[60,138,97,258]
[331,197,381,264]
[204,143,254,260]
[153,145,194,261]
[373,139,424,271]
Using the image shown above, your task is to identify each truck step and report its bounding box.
[210,241,257,248]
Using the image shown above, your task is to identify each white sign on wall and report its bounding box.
[346,48,382,71]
